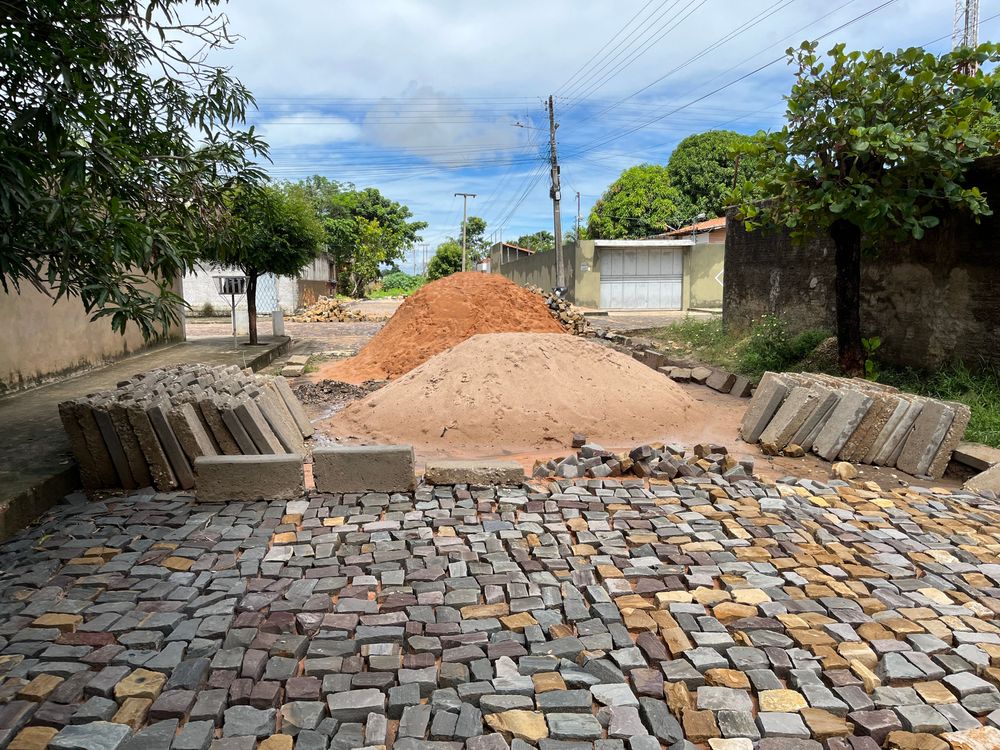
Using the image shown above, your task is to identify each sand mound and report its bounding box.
[324,332,703,455]
[314,273,564,383]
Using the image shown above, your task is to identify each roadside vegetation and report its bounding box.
[368,271,427,299]
[640,315,1000,448]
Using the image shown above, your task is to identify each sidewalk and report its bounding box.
[0,335,288,539]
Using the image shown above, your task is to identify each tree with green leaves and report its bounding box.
[587,165,683,239]
[426,241,464,280]
[667,130,770,219]
[0,0,266,338]
[204,186,324,344]
[514,231,555,253]
[740,41,1000,374]
[460,216,490,262]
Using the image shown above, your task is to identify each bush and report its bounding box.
[380,271,425,293]
[735,315,831,378]
[198,302,217,317]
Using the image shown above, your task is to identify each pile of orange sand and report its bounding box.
[314,273,564,383]
[325,332,705,455]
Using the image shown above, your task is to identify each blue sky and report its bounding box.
[205,0,997,272]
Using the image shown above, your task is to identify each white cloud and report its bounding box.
[256,112,361,150]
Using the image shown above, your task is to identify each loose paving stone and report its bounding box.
[49,721,132,750]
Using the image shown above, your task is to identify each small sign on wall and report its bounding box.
[580,264,591,272]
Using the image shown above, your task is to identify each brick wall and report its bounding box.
[723,157,1000,369]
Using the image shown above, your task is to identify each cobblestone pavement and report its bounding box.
[2,472,1000,749]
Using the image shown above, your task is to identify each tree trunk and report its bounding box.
[830,219,863,376]
[247,271,258,346]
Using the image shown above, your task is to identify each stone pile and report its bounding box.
[526,285,591,335]
[2,466,1000,748]
[288,297,372,323]
[741,372,970,479]
[58,365,313,492]
[533,441,754,482]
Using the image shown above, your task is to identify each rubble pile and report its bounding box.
[292,378,386,407]
[741,371,969,478]
[533,440,754,481]
[288,297,372,322]
[58,365,313,492]
[526,285,591,335]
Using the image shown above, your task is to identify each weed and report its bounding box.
[862,336,882,382]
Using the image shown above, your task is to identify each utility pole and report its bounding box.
[575,191,581,245]
[548,96,565,291]
[454,192,476,272]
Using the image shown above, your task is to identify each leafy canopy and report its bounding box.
[514,231,554,253]
[426,241,464,281]
[667,130,771,219]
[740,41,1000,242]
[587,164,682,239]
[0,0,267,337]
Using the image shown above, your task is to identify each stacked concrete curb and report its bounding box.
[740,371,970,478]
[58,365,313,492]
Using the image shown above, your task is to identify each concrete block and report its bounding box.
[273,376,314,438]
[706,370,736,394]
[109,402,153,488]
[167,403,218,462]
[313,445,416,493]
[730,376,753,398]
[927,401,971,479]
[812,389,873,461]
[282,365,305,378]
[739,373,791,444]
[896,401,955,476]
[953,442,1000,472]
[966,463,1000,495]
[670,368,692,383]
[257,387,306,455]
[220,402,259,455]
[423,459,524,486]
[199,400,242,455]
[690,367,712,384]
[147,401,195,490]
[194,454,303,502]
[58,401,101,490]
[126,403,177,492]
[235,399,284,454]
[863,397,912,465]
[789,386,839,452]
[838,393,899,463]
[881,399,927,468]
[759,387,820,450]
[73,400,120,488]
[92,404,137,489]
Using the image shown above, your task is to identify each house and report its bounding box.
[489,242,536,268]
[653,216,727,244]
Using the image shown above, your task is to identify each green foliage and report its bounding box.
[587,164,683,239]
[667,130,772,219]
[287,176,427,296]
[862,336,882,382]
[0,0,267,339]
[202,184,324,343]
[460,216,490,259]
[426,241,464,280]
[881,361,1000,448]
[375,271,426,297]
[740,42,1000,242]
[198,302,218,318]
[514,231,555,253]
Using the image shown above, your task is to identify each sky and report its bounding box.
[201,0,997,272]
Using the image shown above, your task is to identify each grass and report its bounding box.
[639,315,1000,448]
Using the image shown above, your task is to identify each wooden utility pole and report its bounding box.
[455,192,476,272]
[548,96,565,291]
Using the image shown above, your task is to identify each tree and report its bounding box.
[514,231,555,253]
[205,186,324,344]
[426,241,464,280]
[0,0,266,338]
[587,165,683,239]
[667,130,770,219]
[289,177,426,296]
[459,216,490,262]
[740,42,1000,374]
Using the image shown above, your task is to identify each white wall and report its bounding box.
[183,255,332,316]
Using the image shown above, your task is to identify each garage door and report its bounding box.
[599,247,682,309]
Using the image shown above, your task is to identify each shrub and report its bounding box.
[380,271,425,292]
[736,315,831,377]
[198,302,217,317]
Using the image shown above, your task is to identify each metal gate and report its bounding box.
[599,247,682,309]
[255,274,279,314]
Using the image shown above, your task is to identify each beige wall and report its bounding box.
[492,241,602,308]
[0,282,183,394]
[683,242,725,310]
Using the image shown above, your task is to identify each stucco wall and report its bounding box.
[0,281,183,394]
[723,157,1000,368]
[683,242,725,310]
[492,241,601,308]
[183,256,332,316]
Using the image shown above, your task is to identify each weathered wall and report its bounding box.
[683,242,725,310]
[0,281,183,394]
[723,157,1000,368]
[183,256,332,315]
[492,241,606,309]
